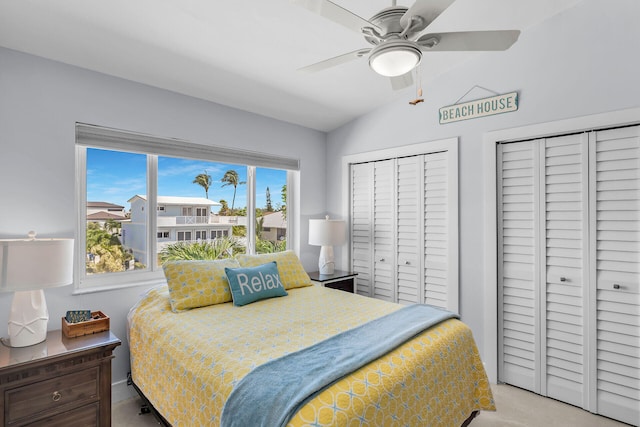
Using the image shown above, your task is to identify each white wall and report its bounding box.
[326,0,640,375]
[0,46,326,394]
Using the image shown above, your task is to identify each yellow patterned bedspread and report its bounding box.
[128,285,494,426]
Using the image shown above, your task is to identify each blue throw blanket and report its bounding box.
[220,304,458,427]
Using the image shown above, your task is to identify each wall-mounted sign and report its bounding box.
[439,91,518,124]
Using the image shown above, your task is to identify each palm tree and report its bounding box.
[193,171,212,199]
[218,199,230,216]
[103,218,122,236]
[265,187,273,212]
[221,170,245,212]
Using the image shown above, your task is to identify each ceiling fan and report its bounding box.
[293,0,521,89]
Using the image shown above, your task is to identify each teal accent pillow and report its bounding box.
[225,261,288,306]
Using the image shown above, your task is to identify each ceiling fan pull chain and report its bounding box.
[409,65,424,105]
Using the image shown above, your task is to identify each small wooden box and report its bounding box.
[62,311,110,338]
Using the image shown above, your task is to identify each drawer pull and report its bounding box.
[613,283,621,290]
[379,258,385,262]
[560,277,567,282]
[405,261,410,265]
[52,391,62,402]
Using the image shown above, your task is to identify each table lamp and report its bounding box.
[308,216,345,275]
[0,231,74,347]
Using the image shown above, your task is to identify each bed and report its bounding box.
[128,252,494,426]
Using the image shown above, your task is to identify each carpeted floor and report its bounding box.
[111,383,631,426]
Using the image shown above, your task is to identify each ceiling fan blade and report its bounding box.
[418,30,521,51]
[291,0,380,34]
[390,72,413,91]
[400,0,456,33]
[298,48,371,73]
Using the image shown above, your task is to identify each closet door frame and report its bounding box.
[483,107,640,383]
[341,137,459,312]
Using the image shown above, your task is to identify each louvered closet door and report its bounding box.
[423,151,450,309]
[372,160,396,301]
[591,126,640,426]
[396,156,421,304]
[351,162,373,296]
[499,135,589,404]
[543,134,588,407]
[350,144,457,310]
[498,140,540,391]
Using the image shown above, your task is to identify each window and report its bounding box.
[177,231,192,241]
[76,123,298,290]
[255,167,288,253]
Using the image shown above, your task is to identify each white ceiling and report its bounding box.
[0,0,581,131]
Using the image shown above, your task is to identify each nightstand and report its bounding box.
[308,270,358,293]
[0,330,121,426]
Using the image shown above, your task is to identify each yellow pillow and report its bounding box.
[236,250,313,290]
[163,258,240,312]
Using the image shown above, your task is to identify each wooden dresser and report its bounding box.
[0,330,120,426]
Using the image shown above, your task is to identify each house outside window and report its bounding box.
[177,231,192,241]
[76,123,297,291]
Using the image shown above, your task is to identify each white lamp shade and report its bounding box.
[0,238,74,292]
[308,217,346,246]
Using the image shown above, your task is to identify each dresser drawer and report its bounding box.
[6,367,99,424]
[23,402,99,427]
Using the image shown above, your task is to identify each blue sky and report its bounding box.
[87,148,286,212]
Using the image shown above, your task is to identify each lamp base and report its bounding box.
[318,245,335,275]
[7,290,49,348]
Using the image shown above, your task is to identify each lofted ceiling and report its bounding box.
[0,0,581,131]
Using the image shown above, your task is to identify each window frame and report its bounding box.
[75,123,298,292]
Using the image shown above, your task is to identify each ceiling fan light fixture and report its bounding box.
[369,40,422,77]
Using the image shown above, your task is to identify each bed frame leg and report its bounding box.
[461,410,480,427]
[139,403,152,415]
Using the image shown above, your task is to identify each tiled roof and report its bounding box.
[87,201,125,209]
[87,211,127,220]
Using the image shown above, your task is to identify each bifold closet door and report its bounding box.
[497,140,540,392]
[499,126,640,425]
[542,134,589,408]
[498,134,589,407]
[350,160,395,300]
[423,151,452,309]
[351,151,455,311]
[372,160,396,301]
[395,152,452,308]
[351,162,373,296]
[396,156,421,304]
[590,126,639,426]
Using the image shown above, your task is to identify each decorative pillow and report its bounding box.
[163,258,240,312]
[236,250,313,290]
[225,261,288,306]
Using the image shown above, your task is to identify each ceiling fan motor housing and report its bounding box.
[364,7,413,45]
